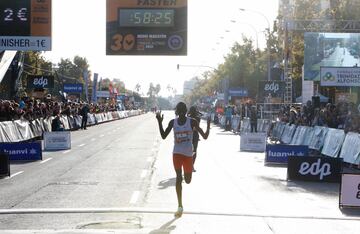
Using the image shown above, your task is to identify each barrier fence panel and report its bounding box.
[231,116,240,132]
[240,118,251,133]
[281,124,297,144]
[309,126,328,151]
[13,119,35,141]
[30,119,43,138]
[60,116,71,130]
[0,121,22,142]
[290,126,309,146]
[0,110,143,143]
[303,127,314,146]
[321,128,346,158]
[339,132,360,164]
[42,117,53,132]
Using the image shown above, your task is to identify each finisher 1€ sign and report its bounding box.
[106,0,187,55]
[0,0,51,51]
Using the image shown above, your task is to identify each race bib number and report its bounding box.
[175,131,191,143]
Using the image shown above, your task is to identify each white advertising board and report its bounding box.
[320,67,360,87]
[44,131,71,151]
[240,132,267,152]
[340,174,360,208]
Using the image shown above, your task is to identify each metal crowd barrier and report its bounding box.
[213,114,271,134]
[0,110,143,143]
[270,121,360,165]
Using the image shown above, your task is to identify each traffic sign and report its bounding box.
[106,0,187,55]
[0,0,52,51]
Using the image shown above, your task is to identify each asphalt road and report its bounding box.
[0,113,161,230]
[1,112,360,233]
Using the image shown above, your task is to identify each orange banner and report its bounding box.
[31,0,51,36]
[107,0,187,22]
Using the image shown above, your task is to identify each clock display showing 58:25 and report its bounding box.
[119,9,174,27]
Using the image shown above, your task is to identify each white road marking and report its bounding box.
[40,158,52,164]
[140,170,147,178]
[91,138,96,141]
[100,134,105,138]
[130,191,140,204]
[5,171,24,179]
[62,150,71,154]
[78,144,85,147]
[147,157,153,162]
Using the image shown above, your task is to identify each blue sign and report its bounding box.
[0,142,42,161]
[266,144,308,164]
[63,84,83,93]
[228,88,248,97]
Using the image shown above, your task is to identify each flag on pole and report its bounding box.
[98,77,102,91]
[83,70,89,102]
[92,73,98,103]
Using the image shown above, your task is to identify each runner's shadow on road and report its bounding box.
[158,178,176,190]
[148,218,177,234]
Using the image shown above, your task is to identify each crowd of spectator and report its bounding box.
[278,101,360,133]
[0,95,121,122]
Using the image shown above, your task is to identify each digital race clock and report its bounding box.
[119,9,174,27]
[106,0,187,56]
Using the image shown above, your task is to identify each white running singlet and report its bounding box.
[173,117,193,157]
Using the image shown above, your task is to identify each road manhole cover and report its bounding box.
[77,218,142,229]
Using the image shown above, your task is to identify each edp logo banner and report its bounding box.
[265,144,308,164]
[27,75,54,89]
[287,156,342,182]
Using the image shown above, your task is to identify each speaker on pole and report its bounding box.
[312,96,320,109]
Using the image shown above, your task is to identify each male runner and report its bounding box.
[156,102,210,218]
[187,106,202,172]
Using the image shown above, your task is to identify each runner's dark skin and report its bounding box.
[156,106,210,216]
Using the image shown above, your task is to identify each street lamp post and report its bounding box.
[177,64,230,105]
[239,8,271,81]
[229,20,259,49]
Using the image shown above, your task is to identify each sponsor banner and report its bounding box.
[265,144,308,164]
[258,81,285,99]
[0,142,42,161]
[287,156,342,183]
[240,132,267,152]
[0,0,52,51]
[44,131,71,151]
[340,173,360,208]
[96,90,110,98]
[27,75,54,89]
[320,67,360,87]
[63,84,83,93]
[0,36,51,51]
[228,88,248,97]
[339,132,360,164]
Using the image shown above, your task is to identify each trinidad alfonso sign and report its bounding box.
[320,67,360,87]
